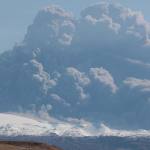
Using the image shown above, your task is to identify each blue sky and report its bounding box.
[0,0,150,52]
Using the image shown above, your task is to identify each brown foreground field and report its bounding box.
[0,141,61,150]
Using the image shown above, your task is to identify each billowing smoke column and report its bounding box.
[0,2,150,129]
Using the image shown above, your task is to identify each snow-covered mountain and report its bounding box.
[0,113,53,136]
[0,2,150,130]
[1,113,150,138]
[0,113,93,137]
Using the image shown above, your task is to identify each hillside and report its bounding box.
[0,141,61,150]
[1,136,150,150]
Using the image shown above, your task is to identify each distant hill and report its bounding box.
[0,141,61,150]
[1,135,150,150]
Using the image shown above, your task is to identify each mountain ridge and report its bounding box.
[0,141,61,150]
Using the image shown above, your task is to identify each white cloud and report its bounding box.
[29,59,57,94]
[124,77,150,92]
[90,67,118,93]
[58,33,73,45]
[66,67,90,100]
[85,14,121,33]
[23,2,150,50]
[66,67,90,86]
[101,14,121,33]
[24,5,75,47]
[126,58,150,68]
[79,2,150,47]
[121,9,150,44]
[42,5,73,18]
[50,93,70,107]
[51,93,63,101]
[22,2,150,52]
[75,83,89,100]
